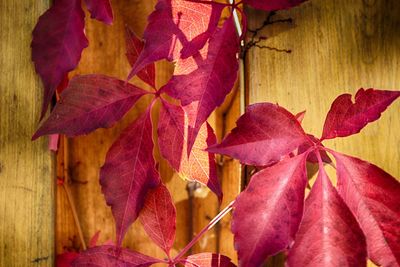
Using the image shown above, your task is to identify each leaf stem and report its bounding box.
[173,200,235,262]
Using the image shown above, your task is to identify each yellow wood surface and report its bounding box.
[245,0,400,266]
[0,1,54,266]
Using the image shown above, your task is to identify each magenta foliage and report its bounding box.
[84,0,113,24]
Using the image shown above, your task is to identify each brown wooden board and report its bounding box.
[0,1,54,266]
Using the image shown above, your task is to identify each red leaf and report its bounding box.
[139,183,176,255]
[164,17,239,153]
[287,167,367,266]
[158,100,222,199]
[208,103,309,166]
[321,88,400,140]
[180,253,236,267]
[232,154,308,267]
[32,75,148,139]
[72,245,161,267]
[31,0,88,118]
[297,135,331,164]
[332,152,400,266]
[243,0,308,11]
[125,26,156,88]
[57,252,79,267]
[127,0,224,80]
[89,231,101,248]
[100,109,160,245]
[84,0,113,25]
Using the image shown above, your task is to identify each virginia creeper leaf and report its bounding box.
[72,245,161,267]
[232,153,308,267]
[158,100,222,199]
[84,0,113,25]
[32,74,148,139]
[139,183,176,255]
[243,0,308,11]
[208,103,309,166]
[333,152,400,266]
[180,253,236,267]
[165,17,239,153]
[321,88,400,140]
[57,252,79,267]
[31,0,88,118]
[287,167,366,266]
[100,109,160,246]
[125,26,156,88]
[127,0,224,80]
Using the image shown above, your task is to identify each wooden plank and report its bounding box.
[0,1,54,266]
[245,0,400,266]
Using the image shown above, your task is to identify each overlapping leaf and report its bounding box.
[333,152,400,266]
[139,183,176,255]
[127,0,224,80]
[84,0,113,24]
[100,109,160,246]
[57,252,79,267]
[180,253,236,267]
[32,74,148,139]
[158,100,222,199]
[31,0,88,118]
[72,245,161,267]
[321,88,400,140]
[165,17,239,153]
[125,27,156,88]
[232,153,308,267]
[208,103,310,166]
[244,0,308,11]
[287,167,367,266]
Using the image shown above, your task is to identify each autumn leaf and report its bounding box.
[84,0,113,25]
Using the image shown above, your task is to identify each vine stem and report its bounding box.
[62,136,87,250]
[173,200,235,262]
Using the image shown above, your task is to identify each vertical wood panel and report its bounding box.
[0,1,54,266]
[245,0,400,266]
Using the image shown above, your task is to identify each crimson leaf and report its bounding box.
[164,17,239,153]
[31,0,88,118]
[208,103,309,166]
[158,100,222,199]
[72,245,161,267]
[57,252,79,267]
[180,253,236,267]
[127,0,224,80]
[100,109,160,246]
[232,153,308,267]
[139,183,176,255]
[32,74,148,139]
[243,0,308,11]
[321,88,400,140]
[84,0,113,25]
[333,151,400,266]
[287,167,367,266]
[125,26,156,88]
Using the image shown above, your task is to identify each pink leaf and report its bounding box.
[84,0,113,25]
[158,100,222,199]
[243,0,308,11]
[297,135,331,164]
[232,154,308,267]
[165,17,239,153]
[139,183,176,255]
[333,151,400,266]
[32,74,148,139]
[72,245,161,267]
[31,0,88,118]
[287,167,367,266]
[180,253,236,267]
[100,109,160,245]
[57,252,79,267]
[89,231,101,248]
[125,26,156,88]
[127,0,224,80]
[208,103,309,166]
[321,88,400,140]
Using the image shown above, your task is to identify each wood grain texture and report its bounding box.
[245,0,400,266]
[0,1,54,266]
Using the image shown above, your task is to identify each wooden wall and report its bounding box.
[0,1,54,266]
